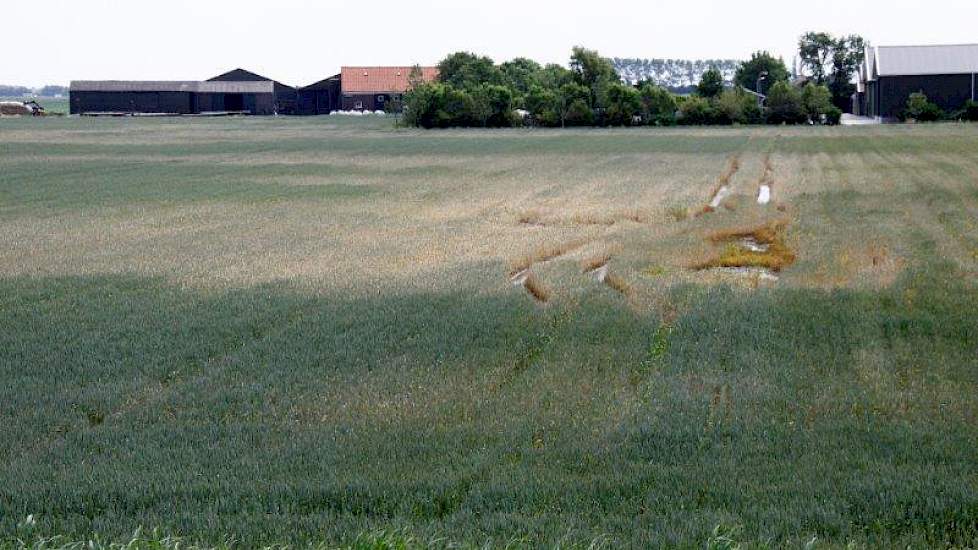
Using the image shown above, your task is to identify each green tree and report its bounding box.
[798,32,836,84]
[801,83,833,122]
[441,87,477,127]
[799,32,867,111]
[500,58,542,97]
[569,46,620,109]
[526,82,592,128]
[525,85,560,127]
[734,51,790,95]
[538,63,576,90]
[402,82,445,128]
[766,81,806,124]
[471,84,514,127]
[639,83,677,125]
[559,82,594,126]
[605,84,642,126]
[828,35,866,111]
[437,52,503,90]
[697,67,725,98]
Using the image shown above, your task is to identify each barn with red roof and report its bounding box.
[340,66,438,111]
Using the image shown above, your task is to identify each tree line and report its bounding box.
[402,33,872,128]
[0,85,68,97]
[610,58,740,91]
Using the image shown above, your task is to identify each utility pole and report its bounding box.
[756,71,769,107]
[756,71,769,95]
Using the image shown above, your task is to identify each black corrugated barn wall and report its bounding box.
[70,92,193,114]
[876,74,974,118]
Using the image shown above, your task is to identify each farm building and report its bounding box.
[340,66,438,111]
[855,44,978,119]
[70,65,439,116]
[69,81,275,116]
[208,69,297,115]
[298,74,341,115]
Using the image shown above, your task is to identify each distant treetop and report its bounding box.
[611,58,740,91]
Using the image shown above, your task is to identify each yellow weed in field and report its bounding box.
[693,221,796,272]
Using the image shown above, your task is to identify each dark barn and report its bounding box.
[339,66,438,111]
[298,75,341,115]
[208,69,297,115]
[856,44,978,119]
[70,81,275,116]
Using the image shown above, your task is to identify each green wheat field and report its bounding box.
[1,116,977,548]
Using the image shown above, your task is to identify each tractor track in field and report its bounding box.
[698,154,742,215]
[507,238,589,303]
[757,153,775,205]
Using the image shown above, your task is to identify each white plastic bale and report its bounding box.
[757,185,771,205]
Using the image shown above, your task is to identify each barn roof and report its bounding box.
[874,44,978,77]
[70,81,274,93]
[208,69,295,91]
[197,81,274,93]
[340,67,438,94]
[300,74,341,91]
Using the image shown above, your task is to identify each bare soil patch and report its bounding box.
[693,221,796,273]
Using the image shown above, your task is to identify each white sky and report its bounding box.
[6,0,978,87]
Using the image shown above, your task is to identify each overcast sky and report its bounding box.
[6,0,978,87]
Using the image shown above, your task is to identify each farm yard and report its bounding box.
[1,117,978,548]
[0,97,69,116]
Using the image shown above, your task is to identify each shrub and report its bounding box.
[919,103,945,122]
[403,83,514,128]
[605,83,643,126]
[639,84,678,125]
[825,106,843,125]
[765,81,806,124]
[565,98,595,126]
[471,84,515,127]
[525,83,590,127]
[742,100,765,125]
[905,92,944,122]
[801,83,833,123]
[441,87,478,127]
[402,82,447,128]
[678,96,721,125]
[714,90,741,124]
[964,100,978,122]
[716,88,762,125]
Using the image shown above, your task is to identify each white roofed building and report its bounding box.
[855,44,978,119]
